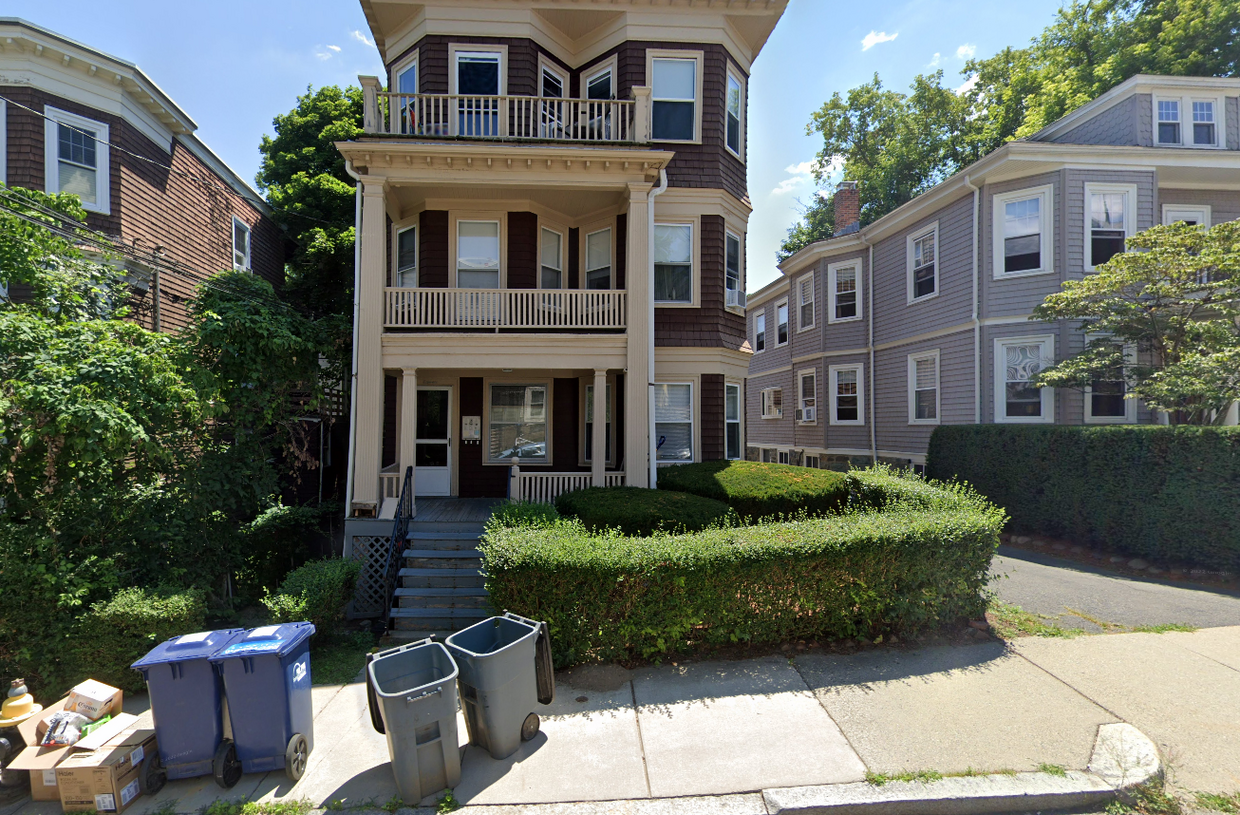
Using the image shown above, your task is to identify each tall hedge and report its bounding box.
[482,469,1004,666]
[657,460,849,520]
[926,425,1240,570]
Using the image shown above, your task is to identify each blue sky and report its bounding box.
[10,0,1066,291]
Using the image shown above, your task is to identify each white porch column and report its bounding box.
[350,177,388,515]
[625,182,653,488]
[400,367,418,514]
[591,368,607,487]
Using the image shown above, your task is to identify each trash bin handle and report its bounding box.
[503,610,540,629]
[405,687,442,705]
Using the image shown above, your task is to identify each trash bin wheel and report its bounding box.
[521,713,540,742]
[212,740,243,789]
[285,733,309,782]
[139,751,166,796]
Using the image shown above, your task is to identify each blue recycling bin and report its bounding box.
[209,623,316,782]
[131,629,244,783]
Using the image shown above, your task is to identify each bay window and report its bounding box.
[995,336,1055,423]
[457,220,501,288]
[725,383,742,460]
[829,364,863,425]
[454,49,503,137]
[828,261,860,323]
[541,228,563,289]
[993,185,1053,277]
[1086,184,1136,270]
[726,72,743,157]
[654,223,692,303]
[585,228,612,290]
[396,225,417,287]
[651,56,698,141]
[654,383,693,462]
[1085,338,1137,424]
[45,107,109,213]
[726,231,743,307]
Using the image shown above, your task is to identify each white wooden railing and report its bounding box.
[379,471,402,499]
[385,288,626,330]
[510,466,626,504]
[360,78,652,144]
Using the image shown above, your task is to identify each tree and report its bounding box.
[1032,221,1240,424]
[777,193,835,262]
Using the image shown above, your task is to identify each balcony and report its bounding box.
[385,288,627,331]
[361,79,651,145]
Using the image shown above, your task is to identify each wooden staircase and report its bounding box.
[388,520,492,641]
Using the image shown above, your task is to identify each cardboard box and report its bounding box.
[65,681,122,722]
[7,691,130,802]
[56,730,156,814]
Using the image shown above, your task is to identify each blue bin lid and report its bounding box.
[131,628,245,669]
[208,622,316,660]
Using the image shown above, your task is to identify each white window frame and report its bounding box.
[393,221,418,287]
[537,225,565,290]
[906,221,939,304]
[725,229,744,310]
[538,59,567,99]
[754,311,766,353]
[760,387,783,420]
[992,184,1055,279]
[390,51,419,133]
[797,368,818,425]
[1084,183,1138,272]
[1162,204,1211,229]
[778,451,790,465]
[1084,337,1138,425]
[231,216,252,272]
[827,260,862,324]
[828,364,864,426]
[796,273,816,332]
[451,213,506,288]
[44,106,110,214]
[582,224,615,290]
[775,299,790,347]
[907,350,941,426]
[449,45,507,138]
[485,380,551,465]
[1153,94,1226,148]
[725,67,746,161]
[647,49,704,144]
[994,335,1056,424]
[725,382,743,460]
[805,455,820,469]
[654,381,695,464]
[583,57,618,101]
[654,221,694,305]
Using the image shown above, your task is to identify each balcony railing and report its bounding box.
[385,287,627,330]
[360,78,652,144]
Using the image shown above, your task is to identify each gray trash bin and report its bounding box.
[366,640,461,804]
[445,612,555,761]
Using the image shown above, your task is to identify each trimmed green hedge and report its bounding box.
[926,425,1240,570]
[657,460,849,520]
[263,558,362,639]
[556,486,736,536]
[484,468,1004,666]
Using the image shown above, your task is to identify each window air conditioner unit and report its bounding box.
[727,289,746,308]
[798,406,816,423]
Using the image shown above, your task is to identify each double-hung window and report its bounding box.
[760,387,782,419]
[797,370,817,425]
[395,225,417,287]
[489,384,548,463]
[797,275,815,331]
[585,228,612,290]
[776,301,789,346]
[754,312,766,353]
[725,383,742,460]
[994,185,1053,277]
[45,107,109,213]
[457,220,501,288]
[1162,205,1212,282]
[232,217,252,272]
[725,231,744,307]
[726,71,743,157]
[1155,95,1223,147]
[995,336,1055,423]
[393,56,418,134]
[828,261,860,323]
[540,64,567,138]
[908,224,938,301]
[1085,338,1137,424]
[654,223,692,303]
[651,56,697,141]
[584,381,613,463]
[829,364,863,425]
[541,228,563,289]
[1192,100,1217,146]
[654,383,693,462]
[1157,99,1181,144]
[454,50,503,137]
[1086,184,1136,270]
[586,66,613,101]
[908,351,940,425]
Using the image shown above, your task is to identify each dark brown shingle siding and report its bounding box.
[655,214,746,350]
[700,373,725,461]
[419,210,449,286]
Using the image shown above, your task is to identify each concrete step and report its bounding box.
[399,567,486,589]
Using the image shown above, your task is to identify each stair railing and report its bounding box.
[382,466,414,631]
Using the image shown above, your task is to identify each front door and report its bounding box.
[416,387,452,496]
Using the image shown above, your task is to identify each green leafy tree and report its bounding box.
[1032,221,1240,424]
[778,194,835,262]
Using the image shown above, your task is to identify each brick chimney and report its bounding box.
[834,180,860,235]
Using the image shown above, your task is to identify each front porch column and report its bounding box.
[400,367,418,515]
[351,177,388,514]
[592,368,607,487]
[625,182,654,488]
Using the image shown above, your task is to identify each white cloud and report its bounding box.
[785,161,818,176]
[771,157,843,197]
[956,44,977,60]
[351,30,375,47]
[314,47,336,61]
[956,73,980,95]
[772,176,809,196]
[327,45,341,53]
[929,52,941,67]
[861,31,898,51]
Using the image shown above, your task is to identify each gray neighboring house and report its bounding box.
[746,74,1240,469]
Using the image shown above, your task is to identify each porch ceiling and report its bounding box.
[392,183,627,220]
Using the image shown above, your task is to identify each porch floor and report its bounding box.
[414,497,502,524]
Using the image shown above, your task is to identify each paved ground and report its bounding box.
[992,545,1240,632]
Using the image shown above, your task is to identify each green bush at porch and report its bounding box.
[484,468,1004,666]
[657,460,849,521]
[263,558,362,640]
[926,425,1240,570]
[555,486,736,536]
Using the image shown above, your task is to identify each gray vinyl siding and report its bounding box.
[1228,97,1239,150]
[981,171,1065,318]
[823,353,869,453]
[873,329,974,457]
[871,194,975,344]
[746,368,795,447]
[747,284,790,375]
[822,252,869,353]
[791,360,826,451]
[789,266,822,359]
[1065,169,1157,276]
[1160,189,1240,225]
[1053,96,1140,146]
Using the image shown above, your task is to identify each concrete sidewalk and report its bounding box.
[5,626,1238,814]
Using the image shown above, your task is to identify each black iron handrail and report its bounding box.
[382,466,414,630]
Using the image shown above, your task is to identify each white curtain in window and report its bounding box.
[458,221,500,288]
[654,383,692,461]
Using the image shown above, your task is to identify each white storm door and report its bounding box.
[415,387,452,496]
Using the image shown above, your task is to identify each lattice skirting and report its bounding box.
[348,533,392,618]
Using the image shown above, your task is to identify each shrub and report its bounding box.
[555,486,736,537]
[927,425,1240,570]
[239,503,334,597]
[657,460,849,520]
[69,587,208,694]
[489,500,561,530]
[484,468,1004,666]
[263,558,361,639]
